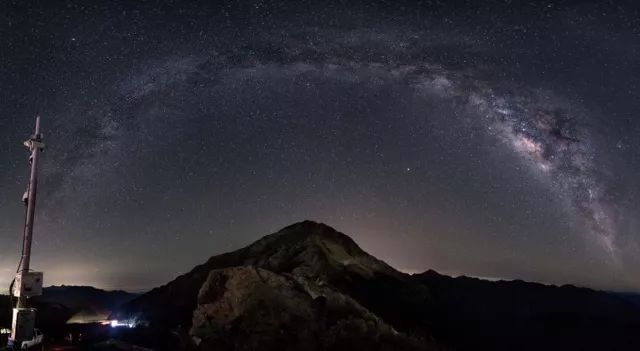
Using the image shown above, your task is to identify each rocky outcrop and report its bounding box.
[190,266,427,351]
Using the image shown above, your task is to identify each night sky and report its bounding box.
[1,0,639,293]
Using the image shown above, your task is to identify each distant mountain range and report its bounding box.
[111,221,640,351]
[40,285,138,312]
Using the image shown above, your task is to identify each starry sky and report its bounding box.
[1,0,639,293]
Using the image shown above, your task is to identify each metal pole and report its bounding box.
[17,114,41,308]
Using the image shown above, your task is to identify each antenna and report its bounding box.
[9,114,45,349]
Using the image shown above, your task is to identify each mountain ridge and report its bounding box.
[113,220,640,351]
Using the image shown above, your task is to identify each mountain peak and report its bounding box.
[282,219,330,230]
[252,220,364,252]
[242,220,400,281]
[116,221,402,327]
[270,220,355,241]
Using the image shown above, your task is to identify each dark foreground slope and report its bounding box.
[116,221,640,351]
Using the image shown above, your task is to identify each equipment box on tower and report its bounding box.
[12,272,43,298]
